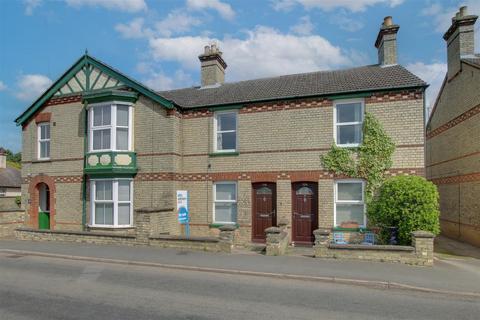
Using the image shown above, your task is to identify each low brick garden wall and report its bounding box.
[313,229,435,266]
[15,227,137,245]
[15,208,236,253]
[1,210,25,238]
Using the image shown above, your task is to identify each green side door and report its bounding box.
[38,211,50,230]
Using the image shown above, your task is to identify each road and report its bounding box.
[0,252,478,320]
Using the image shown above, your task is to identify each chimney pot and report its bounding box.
[455,11,461,20]
[459,6,467,17]
[384,16,393,27]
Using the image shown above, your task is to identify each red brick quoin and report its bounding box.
[28,175,56,230]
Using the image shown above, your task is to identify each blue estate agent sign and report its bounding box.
[176,190,189,224]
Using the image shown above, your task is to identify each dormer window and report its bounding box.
[89,103,132,152]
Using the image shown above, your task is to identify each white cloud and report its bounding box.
[24,0,42,15]
[115,18,153,39]
[406,62,447,116]
[15,74,52,102]
[144,69,194,91]
[290,16,314,35]
[186,0,235,20]
[272,0,404,12]
[0,81,7,91]
[155,10,202,37]
[330,11,365,32]
[148,26,353,81]
[65,0,147,12]
[116,11,202,39]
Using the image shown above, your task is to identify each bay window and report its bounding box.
[213,182,237,224]
[214,111,237,152]
[335,180,366,227]
[91,179,133,227]
[334,99,364,147]
[37,122,50,160]
[89,103,132,152]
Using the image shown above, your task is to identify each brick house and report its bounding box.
[16,17,426,245]
[426,6,480,247]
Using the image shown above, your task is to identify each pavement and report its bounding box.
[2,253,479,320]
[1,238,479,297]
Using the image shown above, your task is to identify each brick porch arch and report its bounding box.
[28,175,56,229]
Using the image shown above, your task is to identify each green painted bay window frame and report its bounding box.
[84,151,137,175]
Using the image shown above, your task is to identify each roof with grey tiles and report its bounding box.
[159,64,427,109]
[0,167,21,188]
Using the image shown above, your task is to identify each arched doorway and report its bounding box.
[38,183,50,229]
[28,175,56,230]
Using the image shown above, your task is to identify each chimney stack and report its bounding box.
[198,43,227,87]
[0,148,6,169]
[375,16,400,66]
[443,6,478,79]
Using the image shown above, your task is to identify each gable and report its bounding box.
[427,62,480,132]
[53,64,125,97]
[15,54,174,126]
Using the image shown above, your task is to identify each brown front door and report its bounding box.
[252,183,277,243]
[292,182,318,245]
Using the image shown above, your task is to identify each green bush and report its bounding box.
[368,175,440,245]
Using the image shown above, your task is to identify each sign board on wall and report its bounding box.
[176,190,189,224]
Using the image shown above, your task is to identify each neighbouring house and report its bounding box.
[426,6,480,247]
[0,148,21,202]
[15,17,426,246]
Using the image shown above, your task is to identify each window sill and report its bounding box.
[87,225,135,230]
[335,144,360,149]
[208,152,239,157]
[32,159,51,163]
[209,223,239,229]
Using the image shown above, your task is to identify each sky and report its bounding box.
[0,0,479,153]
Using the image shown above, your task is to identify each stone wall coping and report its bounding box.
[265,226,282,234]
[411,230,435,238]
[218,224,237,231]
[16,227,136,239]
[135,207,175,214]
[0,209,24,213]
[149,235,219,243]
[313,228,331,236]
[328,243,415,251]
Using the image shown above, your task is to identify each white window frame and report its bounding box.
[88,102,133,152]
[213,110,238,153]
[37,122,51,160]
[213,181,237,224]
[334,179,366,228]
[333,98,364,148]
[90,178,133,228]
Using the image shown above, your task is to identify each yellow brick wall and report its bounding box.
[21,91,425,244]
[426,62,480,247]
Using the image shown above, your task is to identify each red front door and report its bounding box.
[292,182,318,245]
[252,183,276,243]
